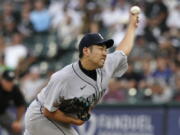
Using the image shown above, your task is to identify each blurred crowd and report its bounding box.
[0,0,180,107]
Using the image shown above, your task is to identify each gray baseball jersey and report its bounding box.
[24,50,128,135]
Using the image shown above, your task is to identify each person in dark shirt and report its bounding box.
[0,70,26,135]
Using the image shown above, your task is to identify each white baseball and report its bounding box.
[130,6,141,14]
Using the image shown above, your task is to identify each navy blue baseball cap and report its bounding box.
[79,33,114,52]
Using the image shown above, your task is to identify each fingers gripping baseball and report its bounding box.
[130,6,141,27]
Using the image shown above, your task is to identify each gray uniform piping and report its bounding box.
[46,117,66,135]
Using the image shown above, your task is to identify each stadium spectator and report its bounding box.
[0,70,26,135]
[56,6,82,48]
[18,10,33,37]
[144,0,169,45]
[150,79,172,103]
[2,2,20,42]
[151,56,173,83]
[101,0,130,46]
[145,0,169,34]
[103,78,127,103]
[0,36,6,73]
[129,35,154,61]
[3,19,18,43]
[4,33,27,69]
[172,73,180,101]
[21,0,33,13]
[0,36,5,56]
[2,2,20,25]
[167,1,180,29]
[20,66,47,104]
[30,0,51,33]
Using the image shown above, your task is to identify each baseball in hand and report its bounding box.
[130,6,141,14]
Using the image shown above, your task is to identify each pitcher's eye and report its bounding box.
[98,46,106,50]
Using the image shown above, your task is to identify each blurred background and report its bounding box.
[0,0,180,135]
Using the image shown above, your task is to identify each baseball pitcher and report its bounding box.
[24,9,140,135]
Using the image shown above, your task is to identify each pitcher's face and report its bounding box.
[87,45,107,68]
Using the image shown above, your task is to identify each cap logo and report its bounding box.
[98,33,104,39]
[9,72,15,78]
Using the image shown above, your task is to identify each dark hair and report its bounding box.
[79,50,83,58]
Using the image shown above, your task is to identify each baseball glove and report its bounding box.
[59,97,91,121]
